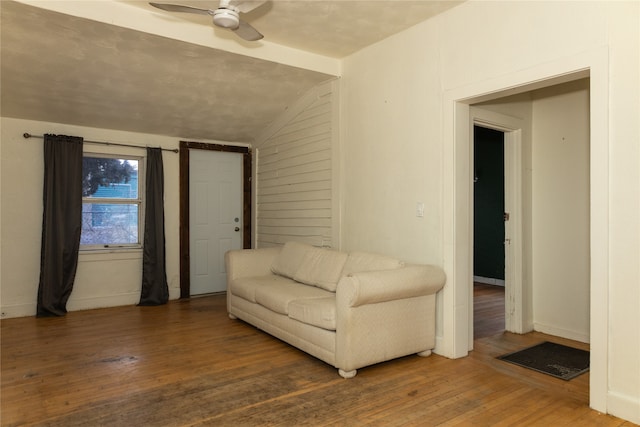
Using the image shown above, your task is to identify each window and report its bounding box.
[81,154,143,249]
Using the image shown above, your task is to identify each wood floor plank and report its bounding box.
[1,294,633,426]
[473,283,505,339]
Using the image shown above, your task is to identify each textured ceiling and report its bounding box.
[125,0,461,58]
[0,0,462,143]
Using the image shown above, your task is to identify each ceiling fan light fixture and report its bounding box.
[213,8,240,29]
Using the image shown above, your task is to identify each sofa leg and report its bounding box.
[338,369,357,379]
[417,349,432,357]
[228,313,237,320]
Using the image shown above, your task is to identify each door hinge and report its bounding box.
[504,212,510,221]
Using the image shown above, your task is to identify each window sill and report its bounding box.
[79,247,143,262]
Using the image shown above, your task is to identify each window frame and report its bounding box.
[80,152,144,252]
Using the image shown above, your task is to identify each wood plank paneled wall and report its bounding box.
[255,81,338,248]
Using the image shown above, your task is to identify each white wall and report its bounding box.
[0,117,186,317]
[254,80,339,248]
[341,0,639,423]
[531,80,591,342]
[339,20,442,262]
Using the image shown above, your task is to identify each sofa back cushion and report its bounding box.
[271,241,315,279]
[293,247,349,292]
[341,251,404,277]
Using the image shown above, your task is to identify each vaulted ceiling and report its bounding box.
[1,0,462,142]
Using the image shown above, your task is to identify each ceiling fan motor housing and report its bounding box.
[213,8,240,29]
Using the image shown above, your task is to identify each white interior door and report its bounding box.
[189,150,243,295]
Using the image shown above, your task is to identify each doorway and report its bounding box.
[473,126,505,286]
[469,81,591,346]
[468,107,525,348]
[179,141,252,298]
[189,150,243,295]
[442,51,607,411]
[473,125,506,339]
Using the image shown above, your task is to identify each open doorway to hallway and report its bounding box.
[469,79,591,345]
[443,52,606,411]
[473,125,506,339]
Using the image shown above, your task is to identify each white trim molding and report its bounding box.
[441,47,609,415]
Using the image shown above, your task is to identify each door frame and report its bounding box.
[441,47,609,412]
[469,108,526,351]
[179,141,252,298]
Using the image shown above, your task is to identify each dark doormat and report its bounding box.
[497,341,589,380]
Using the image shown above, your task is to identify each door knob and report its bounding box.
[235,227,240,232]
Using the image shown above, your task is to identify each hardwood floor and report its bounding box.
[474,283,505,339]
[1,294,634,426]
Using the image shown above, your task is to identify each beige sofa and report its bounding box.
[225,241,446,378]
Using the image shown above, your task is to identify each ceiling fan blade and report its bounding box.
[231,1,266,14]
[233,19,263,41]
[149,3,213,16]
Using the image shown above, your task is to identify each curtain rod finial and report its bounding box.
[23,133,32,139]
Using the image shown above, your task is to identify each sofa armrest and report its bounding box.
[336,264,446,308]
[225,247,282,282]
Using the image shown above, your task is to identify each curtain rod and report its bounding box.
[23,133,179,153]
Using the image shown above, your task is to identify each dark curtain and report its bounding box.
[37,134,84,317]
[139,147,169,305]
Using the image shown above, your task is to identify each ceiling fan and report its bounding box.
[149,1,266,41]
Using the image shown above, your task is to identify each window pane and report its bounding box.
[81,203,138,245]
[82,157,138,199]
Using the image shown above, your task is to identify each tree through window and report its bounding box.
[81,155,142,248]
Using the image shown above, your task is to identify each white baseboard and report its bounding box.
[607,390,640,425]
[67,288,182,311]
[1,302,37,318]
[2,288,181,319]
[434,334,465,359]
[66,292,141,311]
[473,276,505,286]
[0,297,142,319]
[434,335,446,357]
[533,322,590,344]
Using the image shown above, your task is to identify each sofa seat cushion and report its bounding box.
[288,297,336,331]
[254,281,333,315]
[231,275,298,303]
